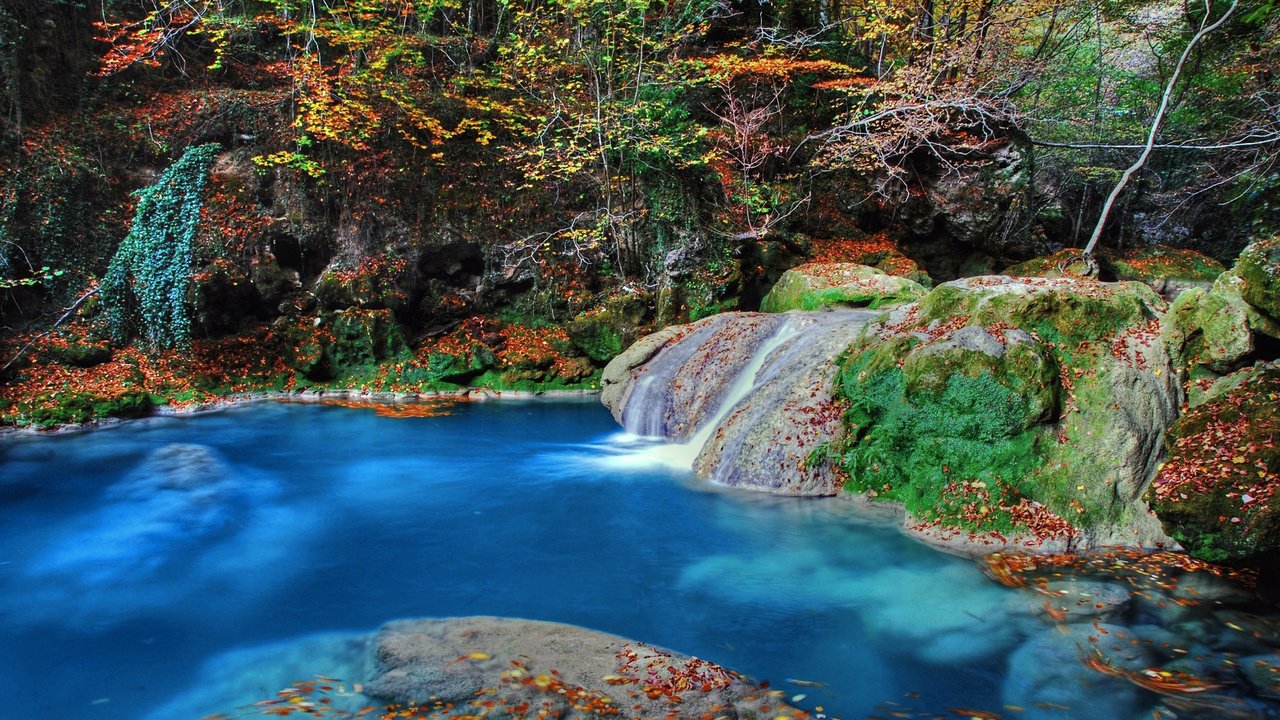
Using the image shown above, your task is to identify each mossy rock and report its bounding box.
[278,308,409,381]
[1006,246,1223,298]
[1164,285,1254,375]
[1148,363,1280,570]
[251,254,301,307]
[1108,246,1224,286]
[20,390,154,427]
[835,276,1177,543]
[425,344,497,383]
[314,263,407,312]
[1231,235,1280,324]
[916,276,1163,345]
[801,235,932,286]
[1003,250,1093,279]
[47,341,112,368]
[565,292,651,363]
[760,262,926,312]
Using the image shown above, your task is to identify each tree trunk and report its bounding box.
[1078,0,1238,274]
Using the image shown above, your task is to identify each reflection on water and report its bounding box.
[0,400,1275,720]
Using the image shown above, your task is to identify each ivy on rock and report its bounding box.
[101,143,221,350]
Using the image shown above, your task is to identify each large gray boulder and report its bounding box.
[365,617,799,718]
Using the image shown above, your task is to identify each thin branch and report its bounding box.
[1078,0,1239,271]
[2,286,99,375]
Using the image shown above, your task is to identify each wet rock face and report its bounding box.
[365,617,797,719]
[601,312,786,441]
[692,311,877,495]
[601,310,877,495]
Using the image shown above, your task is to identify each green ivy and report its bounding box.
[100,143,220,350]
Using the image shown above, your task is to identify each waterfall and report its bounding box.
[618,314,800,469]
[678,321,801,460]
[604,309,876,491]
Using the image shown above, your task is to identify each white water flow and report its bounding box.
[609,319,802,472]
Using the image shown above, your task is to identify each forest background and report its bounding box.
[0,0,1277,412]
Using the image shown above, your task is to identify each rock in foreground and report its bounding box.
[365,617,801,719]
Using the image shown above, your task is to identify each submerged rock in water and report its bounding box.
[13,442,301,627]
[365,616,799,719]
[1002,623,1157,720]
[32,443,272,583]
[140,631,373,720]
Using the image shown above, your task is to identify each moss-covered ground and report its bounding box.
[0,313,617,428]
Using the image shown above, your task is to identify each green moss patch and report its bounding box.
[1109,246,1225,284]
[833,276,1174,539]
[1231,235,1280,323]
[17,390,155,427]
[761,262,925,312]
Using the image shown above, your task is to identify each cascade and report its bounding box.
[605,309,877,492]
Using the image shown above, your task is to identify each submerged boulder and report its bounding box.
[760,262,925,312]
[141,631,373,720]
[1002,623,1157,720]
[835,276,1177,549]
[366,617,798,719]
[1148,363,1280,572]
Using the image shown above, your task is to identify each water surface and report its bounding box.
[0,400,1272,719]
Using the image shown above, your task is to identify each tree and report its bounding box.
[1075,0,1240,274]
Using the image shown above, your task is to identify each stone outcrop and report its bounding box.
[143,617,798,720]
[603,275,1186,550]
[759,262,926,312]
[836,276,1178,548]
[1148,363,1280,573]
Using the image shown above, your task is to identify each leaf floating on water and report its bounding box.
[946,708,1002,719]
